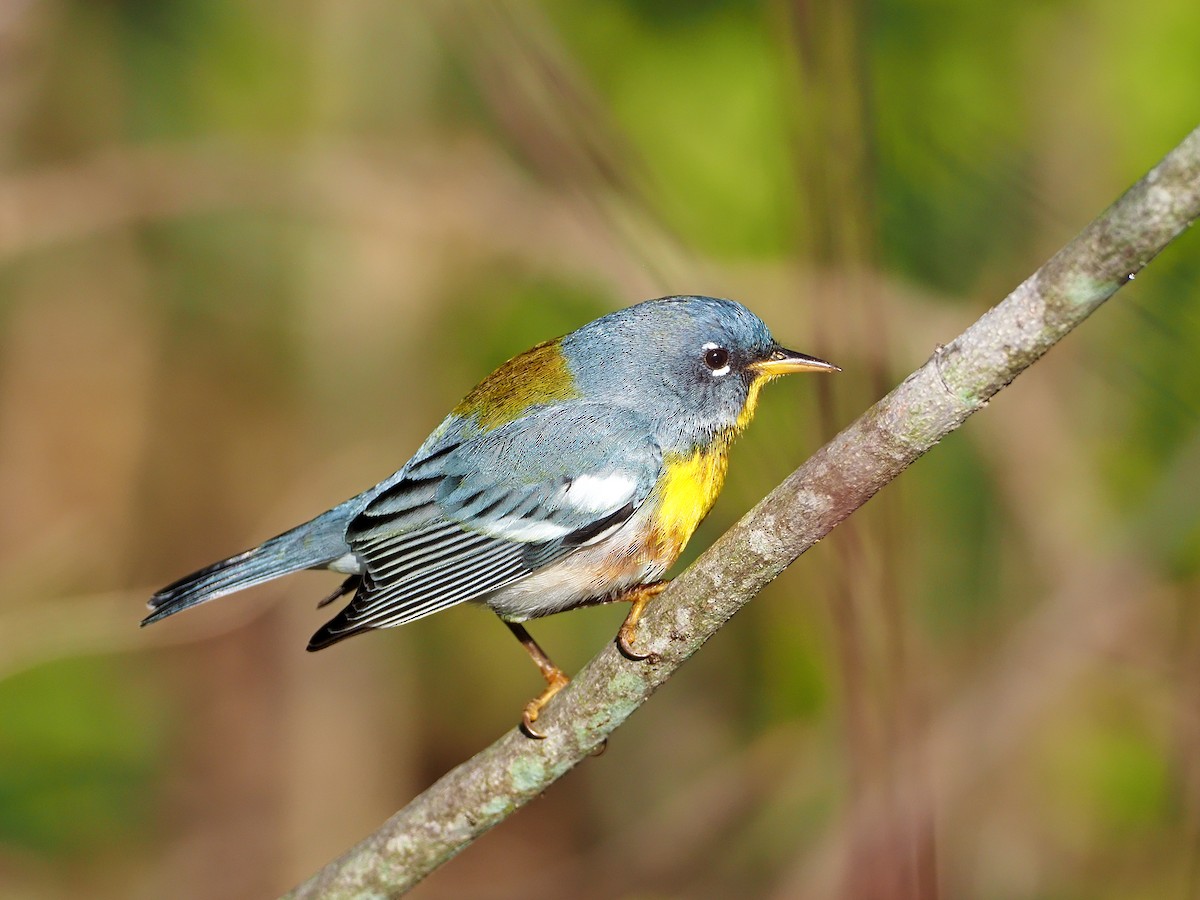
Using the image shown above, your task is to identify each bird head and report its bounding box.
[560,295,838,449]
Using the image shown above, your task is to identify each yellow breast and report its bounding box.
[648,441,731,563]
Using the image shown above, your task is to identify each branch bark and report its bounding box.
[285,125,1200,898]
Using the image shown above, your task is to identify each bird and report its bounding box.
[144,295,838,737]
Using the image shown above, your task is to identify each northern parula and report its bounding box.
[145,295,838,736]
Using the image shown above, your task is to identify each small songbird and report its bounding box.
[145,296,837,736]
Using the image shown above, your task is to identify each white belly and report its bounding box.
[475,510,667,622]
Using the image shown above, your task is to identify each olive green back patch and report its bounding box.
[453,339,581,433]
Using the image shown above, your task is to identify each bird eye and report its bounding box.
[704,346,730,371]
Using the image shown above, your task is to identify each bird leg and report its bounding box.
[505,621,570,739]
[504,579,669,738]
[616,580,669,660]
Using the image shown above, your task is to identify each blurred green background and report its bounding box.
[1,1,1199,898]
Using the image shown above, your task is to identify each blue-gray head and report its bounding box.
[560,295,838,448]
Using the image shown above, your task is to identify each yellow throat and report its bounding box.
[652,442,731,561]
[650,368,782,561]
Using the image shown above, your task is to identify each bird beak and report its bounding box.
[751,346,841,377]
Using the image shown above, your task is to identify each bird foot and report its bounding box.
[617,618,651,661]
[616,581,669,660]
[520,669,570,740]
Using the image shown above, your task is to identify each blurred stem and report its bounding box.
[284,126,1200,899]
[784,2,929,896]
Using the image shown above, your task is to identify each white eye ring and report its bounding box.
[702,341,731,377]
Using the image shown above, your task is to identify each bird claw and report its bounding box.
[521,707,549,740]
[617,621,652,660]
[615,581,667,661]
[519,670,570,740]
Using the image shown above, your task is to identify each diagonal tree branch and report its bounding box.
[286,124,1200,899]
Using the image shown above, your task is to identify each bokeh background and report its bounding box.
[2,2,1199,898]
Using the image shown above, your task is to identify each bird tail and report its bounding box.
[142,503,360,626]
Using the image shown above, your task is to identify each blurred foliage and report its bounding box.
[0,659,161,854]
[1,1,1198,898]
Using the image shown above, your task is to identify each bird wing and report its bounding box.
[309,404,661,646]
